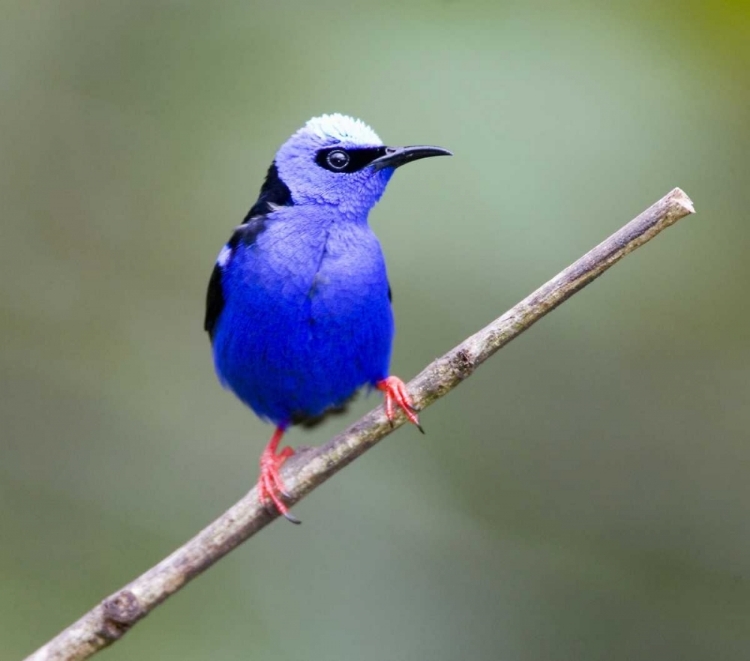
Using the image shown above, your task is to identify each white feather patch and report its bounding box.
[217,244,232,267]
[303,113,382,146]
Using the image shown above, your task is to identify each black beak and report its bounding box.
[370,145,452,171]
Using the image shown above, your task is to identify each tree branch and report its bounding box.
[25,188,695,661]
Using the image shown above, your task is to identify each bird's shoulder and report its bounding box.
[205,212,283,339]
[204,161,294,339]
[244,162,293,220]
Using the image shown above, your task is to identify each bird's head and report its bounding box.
[273,114,451,216]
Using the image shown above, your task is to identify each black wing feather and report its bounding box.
[204,263,225,340]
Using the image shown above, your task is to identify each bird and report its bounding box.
[205,114,451,523]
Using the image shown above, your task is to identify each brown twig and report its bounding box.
[25,188,695,661]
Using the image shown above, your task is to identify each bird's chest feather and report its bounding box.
[227,214,388,324]
[217,210,393,372]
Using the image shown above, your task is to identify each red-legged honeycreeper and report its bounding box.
[205,114,451,522]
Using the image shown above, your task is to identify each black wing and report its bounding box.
[204,262,225,340]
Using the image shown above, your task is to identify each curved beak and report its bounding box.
[370,145,452,171]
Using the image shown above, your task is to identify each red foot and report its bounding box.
[376,376,424,433]
[258,426,300,524]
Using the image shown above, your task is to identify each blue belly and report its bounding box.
[212,216,393,425]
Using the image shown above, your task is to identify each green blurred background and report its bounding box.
[2,1,749,659]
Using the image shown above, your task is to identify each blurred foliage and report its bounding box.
[2,1,750,659]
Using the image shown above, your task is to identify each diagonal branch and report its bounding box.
[25,188,695,661]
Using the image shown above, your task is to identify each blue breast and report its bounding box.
[211,208,393,425]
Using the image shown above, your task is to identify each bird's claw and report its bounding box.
[376,376,424,432]
[258,433,300,524]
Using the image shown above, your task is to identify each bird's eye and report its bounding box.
[326,149,350,170]
[315,147,387,173]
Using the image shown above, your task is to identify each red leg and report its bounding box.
[258,426,300,524]
[376,376,424,433]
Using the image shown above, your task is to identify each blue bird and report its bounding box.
[205,114,450,522]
